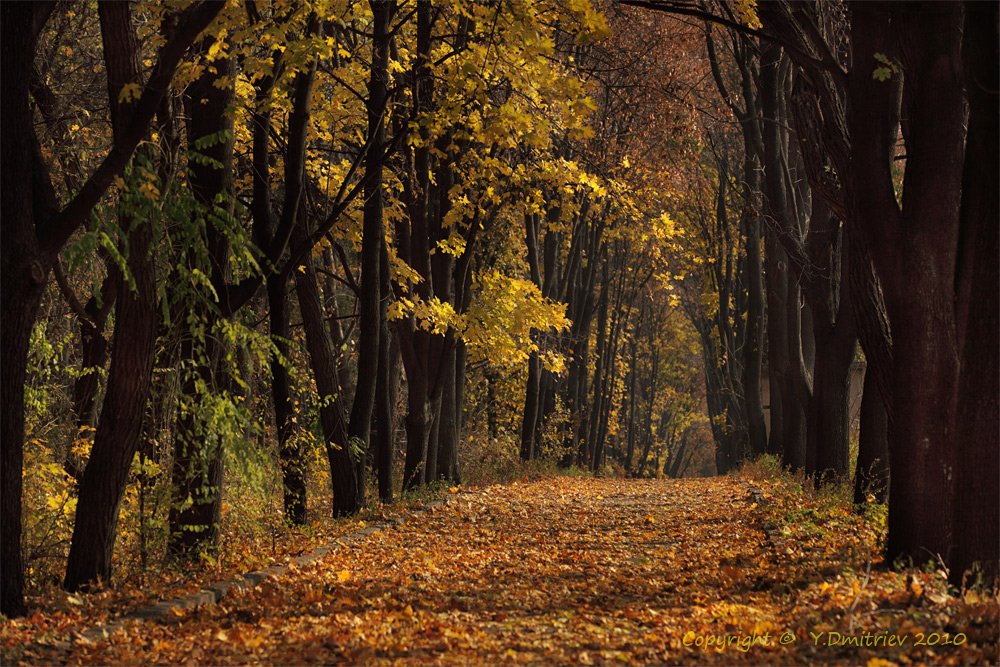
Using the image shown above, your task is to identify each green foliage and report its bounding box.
[872,52,900,82]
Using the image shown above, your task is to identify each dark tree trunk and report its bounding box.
[65,288,114,479]
[521,212,543,461]
[625,335,638,474]
[520,351,540,461]
[436,345,458,481]
[587,273,610,468]
[809,332,855,482]
[853,366,890,505]
[425,396,441,481]
[451,339,467,484]
[295,242,357,514]
[781,279,808,472]
[249,43,307,525]
[950,0,999,588]
[398,0,437,490]
[270,276,305,524]
[764,232,788,458]
[65,0,158,590]
[760,43,810,471]
[809,225,857,484]
[1,2,56,617]
[742,199,767,459]
[347,0,395,509]
[374,235,395,502]
[848,2,964,567]
[168,49,236,557]
[402,366,432,489]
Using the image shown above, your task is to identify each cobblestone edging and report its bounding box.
[73,496,455,645]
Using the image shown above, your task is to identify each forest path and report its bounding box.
[64,476,820,665]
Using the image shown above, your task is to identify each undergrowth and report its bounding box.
[735,455,998,659]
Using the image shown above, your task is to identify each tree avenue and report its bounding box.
[1,0,995,632]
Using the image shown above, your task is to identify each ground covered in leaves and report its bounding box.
[4,475,998,666]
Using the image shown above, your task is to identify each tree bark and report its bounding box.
[374,233,395,502]
[168,47,236,557]
[853,365,890,505]
[808,222,857,484]
[950,0,999,588]
[269,276,305,523]
[65,0,158,591]
[1,2,58,617]
[347,0,395,508]
[848,2,964,567]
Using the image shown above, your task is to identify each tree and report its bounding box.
[756,0,998,578]
[1,0,222,618]
[64,0,158,591]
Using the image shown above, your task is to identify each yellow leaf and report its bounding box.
[338,569,351,582]
[867,659,895,667]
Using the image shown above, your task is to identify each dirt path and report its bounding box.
[49,477,994,665]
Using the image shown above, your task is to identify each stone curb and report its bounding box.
[71,494,457,645]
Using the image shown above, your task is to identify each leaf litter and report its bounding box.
[6,476,998,665]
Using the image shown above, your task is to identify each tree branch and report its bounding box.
[39,1,224,260]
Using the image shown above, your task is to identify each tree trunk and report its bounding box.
[781,279,808,471]
[451,339,467,484]
[347,0,395,509]
[764,233,788,458]
[374,237,395,502]
[168,49,236,557]
[250,43,307,525]
[1,3,57,616]
[950,0,999,588]
[398,0,437,490]
[853,366,890,505]
[848,1,964,567]
[520,350,541,461]
[436,345,458,481]
[65,0,158,590]
[742,217,767,459]
[809,229,857,484]
[402,366,431,489]
[269,276,305,524]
